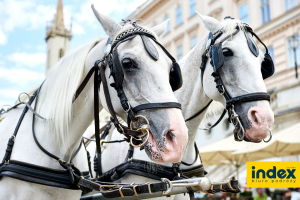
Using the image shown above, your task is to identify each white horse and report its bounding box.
[82,13,275,200]
[0,6,188,200]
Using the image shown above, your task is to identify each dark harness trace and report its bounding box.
[186,19,274,143]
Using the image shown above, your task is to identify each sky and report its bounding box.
[0,0,147,107]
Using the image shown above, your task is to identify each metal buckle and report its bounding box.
[162,178,173,195]
[133,185,139,196]
[117,124,125,134]
[99,184,116,190]
[229,106,245,141]
[220,85,225,95]
[119,186,124,197]
[130,183,139,196]
[100,140,109,149]
[124,102,131,113]
[147,182,152,194]
[104,44,112,56]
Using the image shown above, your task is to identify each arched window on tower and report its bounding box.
[59,48,64,58]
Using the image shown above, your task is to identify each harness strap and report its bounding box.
[32,84,84,184]
[97,159,206,182]
[226,92,270,106]
[70,138,84,163]
[132,102,181,113]
[1,89,38,164]
[0,160,79,190]
[185,100,212,122]
[181,143,199,166]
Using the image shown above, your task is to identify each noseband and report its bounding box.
[186,19,274,143]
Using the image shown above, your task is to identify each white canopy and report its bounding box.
[231,122,300,161]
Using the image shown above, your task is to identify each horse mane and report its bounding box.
[37,39,102,147]
[222,18,245,41]
[201,18,246,126]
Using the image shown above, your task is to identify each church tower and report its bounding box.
[46,0,72,73]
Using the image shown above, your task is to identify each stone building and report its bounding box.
[45,0,72,73]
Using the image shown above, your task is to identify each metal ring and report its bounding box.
[100,140,109,149]
[124,102,131,113]
[161,178,173,195]
[1,105,11,111]
[130,115,150,131]
[130,129,149,148]
[136,126,149,138]
[18,92,31,104]
[263,131,272,143]
[118,124,125,134]
[220,85,225,95]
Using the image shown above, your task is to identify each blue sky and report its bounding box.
[0,0,146,107]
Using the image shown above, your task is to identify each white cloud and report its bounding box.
[0,89,22,99]
[74,0,147,25]
[72,23,85,35]
[7,52,46,68]
[0,1,56,32]
[0,67,44,84]
[0,26,7,45]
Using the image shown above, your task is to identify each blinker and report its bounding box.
[112,50,124,88]
[211,43,224,72]
[244,31,259,57]
[170,62,183,91]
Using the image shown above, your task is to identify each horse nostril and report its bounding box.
[166,130,175,141]
[250,110,259,124]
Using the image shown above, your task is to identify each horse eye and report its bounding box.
[122,58,137,69]
[222,48,234,57]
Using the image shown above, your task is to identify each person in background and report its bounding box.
[266,188,272,200]
[285,188,293,199]
[254,188,268,200]
[291,188,300,200]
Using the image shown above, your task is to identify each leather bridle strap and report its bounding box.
[98,61,142,140]
[132,102,181,113]
[226,92,270,106]
[181,143,199,166]
[185,100,212,122]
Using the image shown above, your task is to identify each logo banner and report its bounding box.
[247,161,300,188]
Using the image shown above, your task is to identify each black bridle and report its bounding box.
[186,19,274,143]
[73,21,183,154]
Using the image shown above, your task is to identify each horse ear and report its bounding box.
[151,19,169,37]
[91,4,122,39]
[197,12,223,33]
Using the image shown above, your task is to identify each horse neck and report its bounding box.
[176,34,212,166]
[35,41,106,162]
